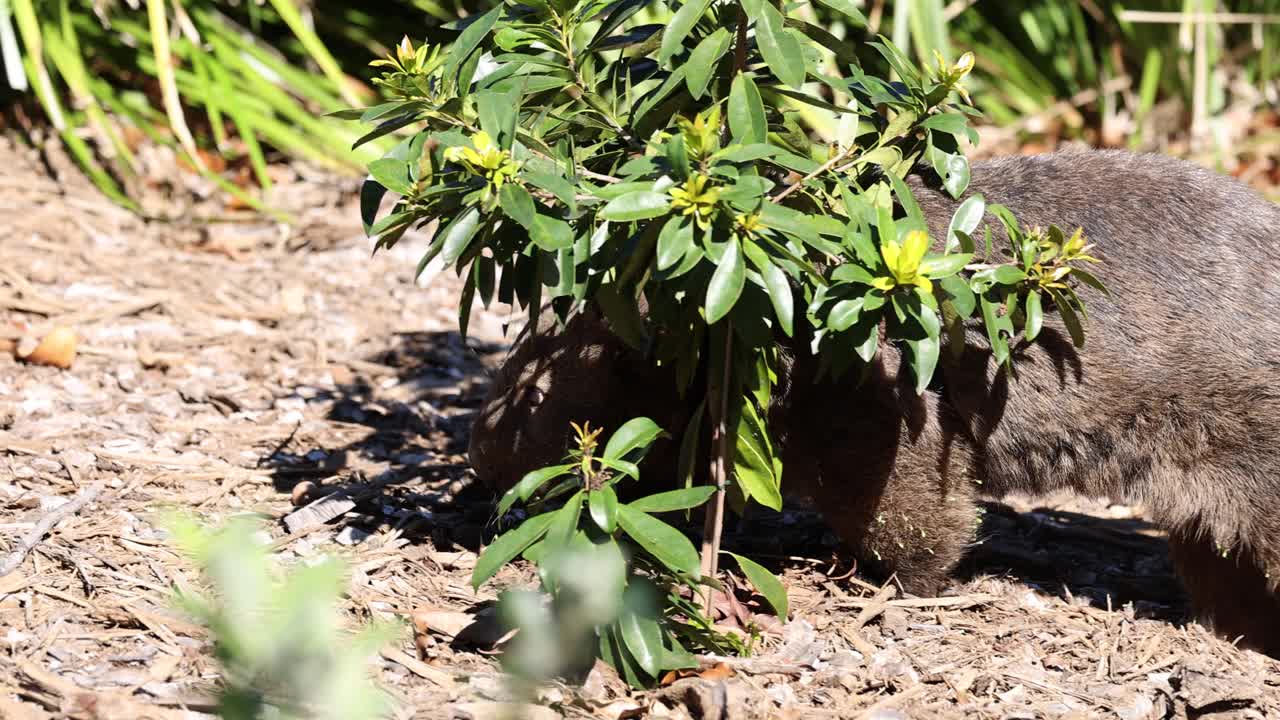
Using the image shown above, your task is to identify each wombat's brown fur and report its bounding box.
[469,148,1280,656]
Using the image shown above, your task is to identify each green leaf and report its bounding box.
[1024,289,1043,342]
[587,0,649,51]
[853,318,879,362]
[530,214,575,251]
[1053,290,1086,348]
[470,512,556,588]
[828,297,864,331]
[443,7,502,89]
[1071,267,1112,298]
[659,0,712,64]
[599,456,641,482]
[546,491,584,548]
[657,216,695,271]
[930,147,971,198]
[524,170,578,212]
[756,251,795,337]
[367,158,414,197]
[729,74,767,144]
[811,0,867,25]
[920,112,970,136]
[715,144,780,163]
[499,183,537,229]
[888,172,925,230]
[666,134,691,178]
[599,621,649,687]
[601,191,672,222]
[360,180,389,236]
[604,417,666,462]
[907,335,940,395]
[627,486,717,513]
[843,224,880,269]
[685,28,732,99]
[441,207,483,266]
[920,253,973,278]
[618,608,664,678]
[593,181,667,200]
[616,505,700,576]
[757,203,845,238]
[724,551,789,618]
[476,90,518,148]
[754,4,807,89]
[353,112,422,150]
[831,263,876,285]
[676,398,706,491]
[947,194,985,253]
[979,295,1011,365]
[992,265,1027,284]
[497,464,577,515]
[734,401,783,510]
[939,274,975,318]
[706,237,746,324]
[589,486,619,533]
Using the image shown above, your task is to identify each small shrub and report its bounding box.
[342,0,1108,692]
[165,513,398,720]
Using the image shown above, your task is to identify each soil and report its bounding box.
[2,134,1278,720]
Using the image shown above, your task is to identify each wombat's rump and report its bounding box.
[469,148,1280,656]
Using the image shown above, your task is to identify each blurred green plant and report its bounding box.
[0,0,501,214]
[870,0,1280,147]
[165,513,398,720]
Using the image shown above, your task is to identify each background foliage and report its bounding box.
[1,1,1277,210]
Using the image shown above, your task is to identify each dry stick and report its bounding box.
[772,140,861,202]
[699,321,734,610]
[851,582,898,632]
[697,9,754,613]
[0,484,103,577]
[854,684,927,719]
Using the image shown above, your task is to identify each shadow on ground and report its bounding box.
[255,329,511,552]
[724,497,1186,623]
[254,327,1191,626]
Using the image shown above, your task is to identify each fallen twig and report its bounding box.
[0,484,104,578]
[854,684,927,719]
[851,583,897,632]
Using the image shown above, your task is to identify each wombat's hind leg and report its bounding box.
[1168,531,1280,656]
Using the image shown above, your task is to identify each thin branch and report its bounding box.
[1116,10,1280,24]
[699,321,734,609]
[772,141,861,202]
[0,484,104,577]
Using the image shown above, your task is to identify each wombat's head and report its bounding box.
[468,307,681,496]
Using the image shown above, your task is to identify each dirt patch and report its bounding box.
[2,136,1277,719]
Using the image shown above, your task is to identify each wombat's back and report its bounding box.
[957,149,1280,353]
[912,150,1280,599]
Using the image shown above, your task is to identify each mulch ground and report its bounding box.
[2,134,1278,720]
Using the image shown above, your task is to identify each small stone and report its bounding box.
[866,711,908,720]
[334,525,372,546]
[291,481,318,507]
[61,449,97,469]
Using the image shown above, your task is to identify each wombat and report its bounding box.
[468,148,1280,656]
